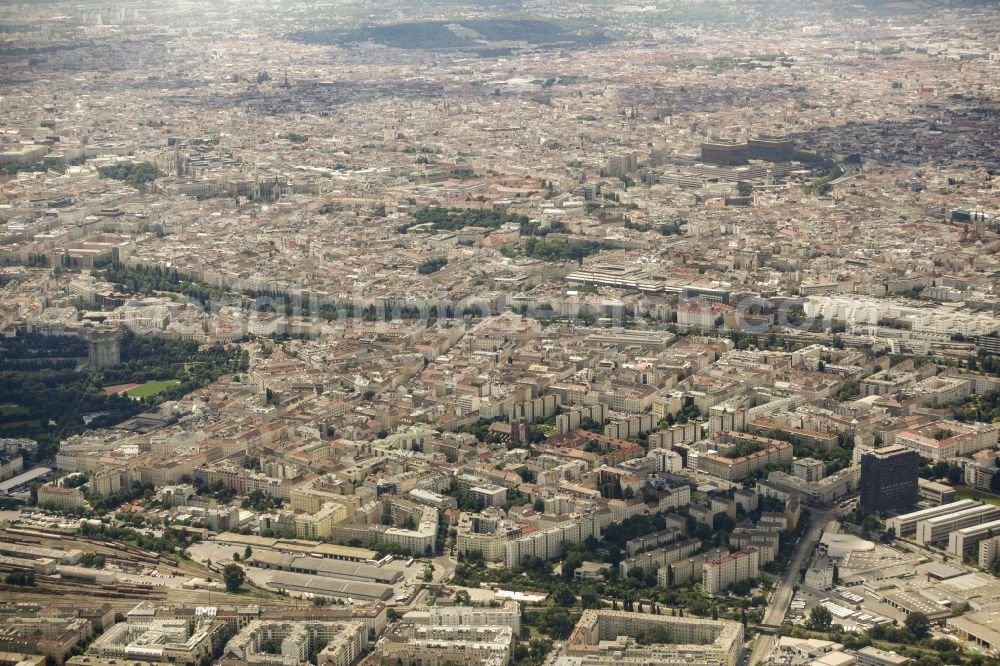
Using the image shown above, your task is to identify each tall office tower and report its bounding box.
[649,147,669,167]
[624,152,639,173]
[604,155,626,178]
[860,445,919,513]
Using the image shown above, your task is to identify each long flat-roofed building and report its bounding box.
[885,499,978,537]
[915,504,1000,545]
[0,541,84,565]
[246,552,402,584]
[265,571,394,602]
[948,518,1000,556]
[213,533,377,562]
[880,591,950,622]
[565,266,665,293]
[857,646,910,666]
[918,478,956,505]
[947,610,1000,655]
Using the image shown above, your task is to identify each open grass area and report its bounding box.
[126,380,181,399]
[0,403,29,417]
[0,419,41,432]
[955,488,1000,506]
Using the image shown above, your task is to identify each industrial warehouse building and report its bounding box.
[214,532,377,561]
[265,571,394,602]
[247,551,402,585]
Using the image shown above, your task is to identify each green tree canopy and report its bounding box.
[905,611,930,639]
[807,605,833,632]
[223,563,245,593]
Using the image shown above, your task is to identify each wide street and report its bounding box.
[748,509,832,666]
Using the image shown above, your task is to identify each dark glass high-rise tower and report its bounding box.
[860,445,919,513]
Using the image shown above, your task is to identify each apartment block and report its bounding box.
[703,549,760,595]
[565,611,743,666]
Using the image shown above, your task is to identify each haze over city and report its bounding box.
[0,2,998,666]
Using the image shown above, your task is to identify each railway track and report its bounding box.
[0,580,166,600]
[0,527,295,607]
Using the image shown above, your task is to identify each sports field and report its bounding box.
[104,380,181,399]
[127,380,181,398]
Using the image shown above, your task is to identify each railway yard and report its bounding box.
[0,523,299,612]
